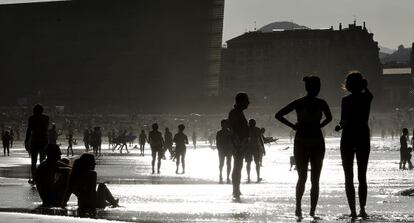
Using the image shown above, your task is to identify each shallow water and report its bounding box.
[0,137,414,222]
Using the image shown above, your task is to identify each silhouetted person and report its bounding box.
[173,124,188,174]
[25,104,50,185]
[118,130,129,154]
[400,128,409,169]
[164,128,173,159]
[139,130,147,156]
[148,123,164,174]
[9,129,14,148]
[216,119,233,184]
[48,123,61,145]
[228,92,250,199]
[2,130,11,156]
[245,119,264,183]
[36,144,71,207]
[192,130,197,149]
[407,147,414,170]
[276,76,332,219]
[91,127,103,156]
[83,128,91,152]
[335,72,373,220]
[411,128,414,146]
[68,153,119,216]
[67,130,74,157]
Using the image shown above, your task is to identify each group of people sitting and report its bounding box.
[36,144,119,216]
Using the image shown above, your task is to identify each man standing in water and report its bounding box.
[228,92,250,199]
[25,104,50,185]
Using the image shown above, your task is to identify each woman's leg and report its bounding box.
[157,150,162,173]
[294,142,309,218]
[246,159,251,182]
[96,183,118,208]
[341,148,357,217]
[181,151,186,173]
[218,152,225,182]
[175,153,181,173]
[151,149,156,173]
[309,142,325,217]
[226,155,232,182]
[356,148,370,216]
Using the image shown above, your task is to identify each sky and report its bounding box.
[0,0,412,49]
[223,0,414,49]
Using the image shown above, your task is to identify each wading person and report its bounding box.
[216,119,233,183]
[173,124,188,174]
[48,123,60,145]
[67,130,74,157]
[25,104,50,185]
[68,153,119,216]
[245,119,264,183]
[139,130,147,156]
[228,92,250,199]
[335,72,373,220]
[164,128,173,159]
[275,76,332,219]
[91,127,103,156]
[2,130,11,156]
[148,123,164,174]
[400,128,409,169]
[83,128,91,152]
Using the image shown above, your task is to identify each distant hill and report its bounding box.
[258,21,309,32]
[381,45,411,64]
[379,46,396,54]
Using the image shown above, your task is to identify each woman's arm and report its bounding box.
[320,100,333,128]
[335,98,345,132]
[275,101,297,130]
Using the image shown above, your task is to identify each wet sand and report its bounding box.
[0,138,414,222]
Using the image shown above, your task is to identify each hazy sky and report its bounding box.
[224,0,414,49]
[0,0,412,49]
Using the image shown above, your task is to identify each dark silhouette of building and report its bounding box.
[0,0,224,112]
[381,43,414,109]
[221,22,381,109]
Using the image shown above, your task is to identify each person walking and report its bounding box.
[228,92,250,199]
[216,119,233,183]
[148,123,164,174]
[173,124,188,174]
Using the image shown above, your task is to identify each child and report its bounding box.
[174,124,188,174]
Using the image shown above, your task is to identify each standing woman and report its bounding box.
[335,71,373,220]
[275,76,332,219]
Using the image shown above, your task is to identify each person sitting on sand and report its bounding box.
[36,144,71,207]
[68,153,119,216]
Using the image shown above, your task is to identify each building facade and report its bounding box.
[0,0,224,112]
[221,22,382,109]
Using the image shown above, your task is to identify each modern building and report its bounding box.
[0,0,224,113]
[221,22,382,109]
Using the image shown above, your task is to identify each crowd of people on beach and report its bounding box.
[14,70,414,221]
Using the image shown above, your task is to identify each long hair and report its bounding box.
[69,153,95,191]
